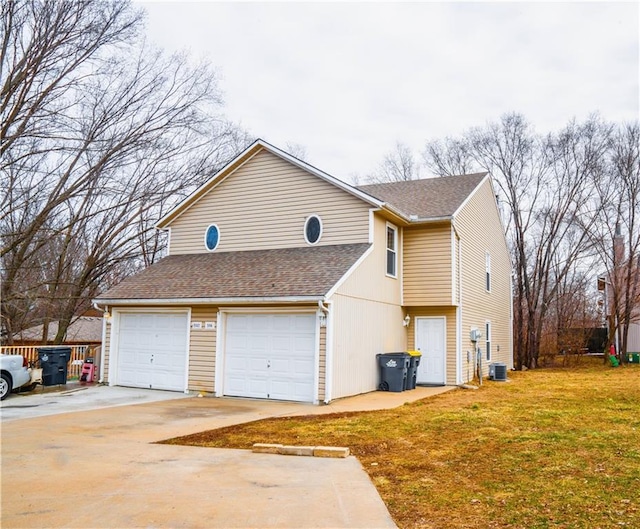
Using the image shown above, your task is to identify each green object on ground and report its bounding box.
[609,355,620,367]
[627,353,640,364]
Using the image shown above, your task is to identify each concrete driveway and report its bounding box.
[1,385,456,528]
[0,384,190,422]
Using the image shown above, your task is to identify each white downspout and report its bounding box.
[318,300,333,404]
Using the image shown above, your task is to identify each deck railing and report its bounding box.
[0,345,98,380]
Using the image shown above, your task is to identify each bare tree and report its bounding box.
[367,141,419,183]
[589,123,640,360]
[0,0,249,342]
[422,137,476,177]
[423,113,609,369]
[284,141,308,162]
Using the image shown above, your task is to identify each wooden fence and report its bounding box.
[0,345,99,380]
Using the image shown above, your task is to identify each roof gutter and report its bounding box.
[93,301,109,384]
[406,215,454,225]
[92,296,324,306]
[376,203,454,226]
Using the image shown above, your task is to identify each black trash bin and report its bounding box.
[37,347,72,386]
[405,350,422,390]
[377,352,410,392]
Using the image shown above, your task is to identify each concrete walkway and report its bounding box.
[1,385,453,528]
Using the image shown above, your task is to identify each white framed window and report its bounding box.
[386,223,397,277]
[485,321,492,361]
[303,215,323,245]
[485,251,491,292]
[204,224,220,252]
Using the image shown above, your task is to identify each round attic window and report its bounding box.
[204,224,220,251]
[304,215,322,245]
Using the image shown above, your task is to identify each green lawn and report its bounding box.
[164,358,640,528]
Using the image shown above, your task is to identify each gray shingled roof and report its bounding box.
[357,172,487,220]
[97,244,370,302]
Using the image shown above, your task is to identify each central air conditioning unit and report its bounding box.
[488,362,508,382]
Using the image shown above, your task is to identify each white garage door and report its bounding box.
[116,312,189,392]
[224,313,316,402]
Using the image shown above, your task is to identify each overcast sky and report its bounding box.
[138,1,639,182]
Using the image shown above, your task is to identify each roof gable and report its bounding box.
[357,172,488,221]
[157,139,382,229]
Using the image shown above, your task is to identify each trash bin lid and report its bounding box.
[407,350,422,357]
[37,346,72,353]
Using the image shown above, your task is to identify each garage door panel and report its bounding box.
[152,352,175,369]
[269,358,292,376]
[224,313,316,402]
[270,379,314,402]
[294,334,314,351]
[272,315,293,331]
[152,370,184,391]
[225,355,249,372]
[293,358,314,376]
[271,335,292,352]
[248,357,269,374]
[116,312,188,392]
[293,380,314,399]
[269,379,292,400]
[249,334,269,351]
[248,378,269,396]
[227,334,248,351]
[119,367,152,388]
[226,315,249,332]
[225,374,268,399]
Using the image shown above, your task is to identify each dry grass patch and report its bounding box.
[163,358,640,528]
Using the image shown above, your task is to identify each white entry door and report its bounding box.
[224,313,316,402]
[415,317,446,385]
[116,312,189,391]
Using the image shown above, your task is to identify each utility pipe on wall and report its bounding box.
[318,299,333,404]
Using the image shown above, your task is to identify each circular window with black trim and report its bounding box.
[204,224,220,251]
[304,215,322,245]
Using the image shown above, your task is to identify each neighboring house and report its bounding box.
[95,140,512,403]
[625,324,640,352]
[12,317,103,347]
[598,229,640,355]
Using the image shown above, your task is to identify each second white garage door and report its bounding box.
[116,312,189,392]
[223,313,316,402]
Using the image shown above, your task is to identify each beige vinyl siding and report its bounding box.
[329,213,405,399]
[335,213,402,305]
[455,179,512,375]
[188,306,217,393]
[330,293,406,399]
[406,307,458,385]
[403,223,453,306]
[168,149,371,255]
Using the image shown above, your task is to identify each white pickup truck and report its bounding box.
[0,354,33,400]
